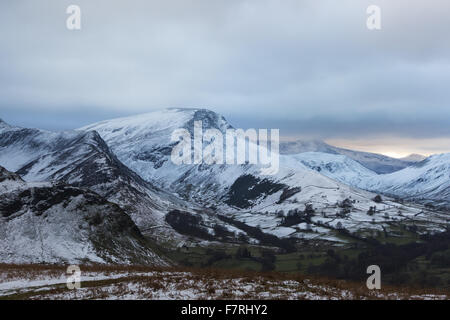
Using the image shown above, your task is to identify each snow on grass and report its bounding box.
[0,265,448,300]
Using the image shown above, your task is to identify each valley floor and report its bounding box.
[0,264,448,300]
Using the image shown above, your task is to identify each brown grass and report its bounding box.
[0,263,448,300]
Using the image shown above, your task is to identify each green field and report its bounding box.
[160,228,450,290]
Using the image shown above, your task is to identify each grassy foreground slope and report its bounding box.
[0,264,448,300]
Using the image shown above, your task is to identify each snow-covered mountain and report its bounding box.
[285,152,378,187]
[0,119,191,232]
[280,139,417,174]
[365,153,450,205]
[80,109,371,211]
[80,108,232,194]
[79,109,447,241]
[0,166,167,265]
[291,151,450,207]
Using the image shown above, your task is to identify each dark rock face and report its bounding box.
[133,146,173,169]
[225,174,285,209]
[1,185,97,218]
[0,166,23,183]
[184,109,233,136]
[165,210,215,241]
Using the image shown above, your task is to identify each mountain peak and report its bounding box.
[185,108,233,133]
[280,139,416,174]
[0,165,24,183]
[0,118,11,128]
[0,118,23,133]
[78,108,233,144]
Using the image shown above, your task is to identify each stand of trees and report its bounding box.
[280,204,315,227]
[307,230,450,288]
[165,210,215,241]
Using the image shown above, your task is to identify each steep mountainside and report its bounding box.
[0,166,168,265]
[80,109,372,210]
[0,119,190,232]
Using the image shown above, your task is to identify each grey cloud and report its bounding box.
[0,0,449,143]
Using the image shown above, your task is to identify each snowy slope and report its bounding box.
[291,151,450,206]
[0,166,168,265]
[80,108,232,190]
[280,139,416,174]
[79,109,370,209]
[284,152,378,187]
[0,120,192,232]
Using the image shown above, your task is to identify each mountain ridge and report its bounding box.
[293,151,450,207]
[280,139,420,174]
[0,118,193,235]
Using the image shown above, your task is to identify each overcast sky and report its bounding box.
[1,0,450,157]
